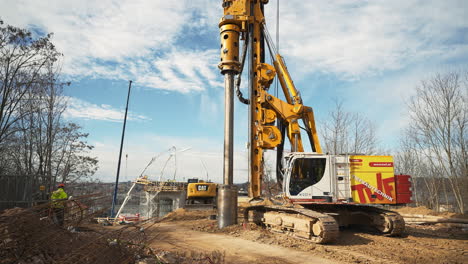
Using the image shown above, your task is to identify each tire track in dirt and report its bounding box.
[148,223,343,264]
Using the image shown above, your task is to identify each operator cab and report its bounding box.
[187,178,199,183]
[283,153,332,201]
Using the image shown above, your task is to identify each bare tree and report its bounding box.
[395,134,443,209]
[52,122,98,185]
[0,19,60,146]
[320,99,378,155]
[0,20,98,206]
[400,71,468,213]
[6,68,98,188]
[262,156,281,198]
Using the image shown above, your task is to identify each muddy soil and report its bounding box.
[152,208,468,264]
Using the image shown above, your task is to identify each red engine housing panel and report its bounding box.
[395,174,412,204]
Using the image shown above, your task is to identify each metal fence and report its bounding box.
[0,177,141,216]
[0,175,50,211]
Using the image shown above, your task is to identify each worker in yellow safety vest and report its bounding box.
[51,183,68,226]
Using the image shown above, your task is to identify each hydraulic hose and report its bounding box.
[235,34,250,105]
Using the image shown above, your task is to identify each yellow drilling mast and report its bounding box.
[217,0,411,244]
[219,0,321,199]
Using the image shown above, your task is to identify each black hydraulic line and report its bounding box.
[235,34,250,105]
[110,80,132,217]
[301,118,317,152]
[276,118,286,185]
[298,120,317,152]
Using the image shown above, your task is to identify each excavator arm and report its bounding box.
[219,0,321,199]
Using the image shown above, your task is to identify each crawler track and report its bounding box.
[363,206,405,236]
[302,204,406,236]
[244,204,406,245]
[244,205,339,244]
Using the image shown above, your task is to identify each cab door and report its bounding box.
[285,155,332,200]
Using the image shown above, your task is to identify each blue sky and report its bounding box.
[1,0,467,183]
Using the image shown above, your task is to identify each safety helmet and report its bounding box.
[57,183,65,188]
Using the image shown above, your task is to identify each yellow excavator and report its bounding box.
[218,0,412,243]
[185,179,217,210]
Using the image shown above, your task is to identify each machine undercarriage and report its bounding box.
[244,203,405,244]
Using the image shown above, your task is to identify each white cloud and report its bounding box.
[63,96,150,122]
[0,0,221,93]
[265,0,468,79]
[3,0,464,88]
[137,49,223,93]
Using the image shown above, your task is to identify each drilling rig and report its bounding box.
[218,0,412,243]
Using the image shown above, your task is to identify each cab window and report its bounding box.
[289,158,326,195]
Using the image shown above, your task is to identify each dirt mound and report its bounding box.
[192,220,260,235]
[395,205,441,215]
[0,208,140,264]
[394,206,466,218]
[162,208,215,222]
[238,198,278,208]
[0,207,224,264]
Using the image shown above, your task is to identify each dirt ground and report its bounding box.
[2,206,467,263]
[0,207,145,264]
[145,208,468,264]
[150,222,337,264]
